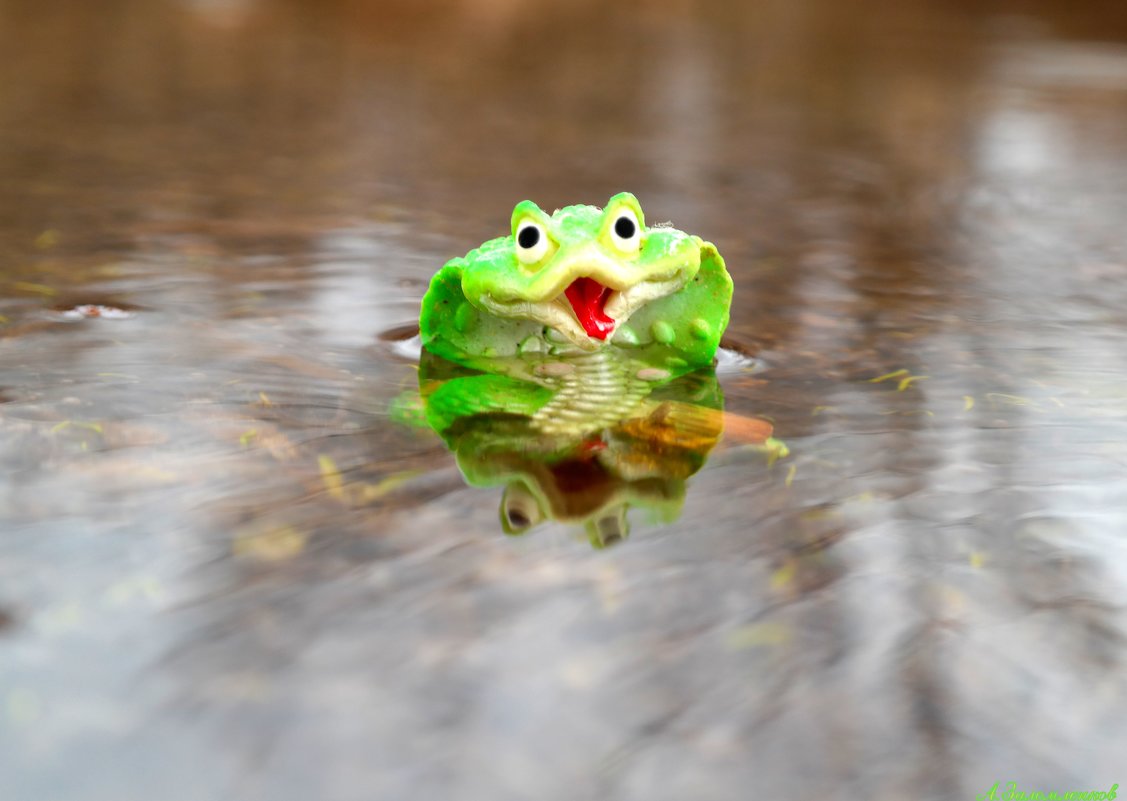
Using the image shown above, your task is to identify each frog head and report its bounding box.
[420,193,732,370]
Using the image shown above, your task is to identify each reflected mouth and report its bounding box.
[563,277,615,340]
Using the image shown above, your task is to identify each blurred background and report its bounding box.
[2,0,1127,799]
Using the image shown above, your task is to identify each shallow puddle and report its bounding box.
[1,0,1127,799]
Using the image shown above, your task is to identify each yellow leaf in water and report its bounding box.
[897,375,928,391]
[963,395,975,411]
[986,392,1039,409]
[969,551,987,569]
[770,559,796,591]
[264,434,298,461]
[94,262,124,277]
[319,455,346,501]
[239,429,258,447]
[800,506,841,522]
[763,437,790,465]
[726,622,791,651]
[50,420,103,435]
[11,281,56,296]
[869,369,909,383]
[34,229,60,249]
[233,526,306,561]
[356,470,421,504]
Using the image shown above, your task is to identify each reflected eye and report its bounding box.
[501,483,544,535]
[609,209,642,254]
[515,221,549,265]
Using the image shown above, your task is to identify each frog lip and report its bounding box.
[550,269,691,342]
[564,277,615,340]
[477,261,694,350]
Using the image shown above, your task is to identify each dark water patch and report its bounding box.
[718,333,761,359]
[48,304,137,321]
[715,342,766,375]
[376,323,420,343]
[375,323,424,362]
[46,295,146,317]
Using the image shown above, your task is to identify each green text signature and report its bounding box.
[978,782,1119,801]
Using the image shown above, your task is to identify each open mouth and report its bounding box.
[563,277,615,340]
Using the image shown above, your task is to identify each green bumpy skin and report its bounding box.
[419,192,732,375]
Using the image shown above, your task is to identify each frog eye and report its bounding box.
[515,220,550,265]
[608,208,642,255]
[501,483,544,534]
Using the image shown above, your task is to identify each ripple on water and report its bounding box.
[48,298,143,321]
[716,335,766,375]
[377,324,423,362]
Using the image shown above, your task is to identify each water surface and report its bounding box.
[2,1,1127,799]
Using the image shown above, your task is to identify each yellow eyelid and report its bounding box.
[601,192,646,234]
[510,200,552,240]
[600,198,645,255]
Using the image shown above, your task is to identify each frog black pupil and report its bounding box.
[615,216,636,239]
[518,226,540,249]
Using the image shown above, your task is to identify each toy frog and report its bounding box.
[420,192,732,374]
[395,194,759,544]
[410,193,736,442]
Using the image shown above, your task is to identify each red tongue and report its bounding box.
[564,277,615,340]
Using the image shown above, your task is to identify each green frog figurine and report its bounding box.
[399,193,750,544]
[420,192,732,374]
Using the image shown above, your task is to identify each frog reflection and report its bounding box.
[413,348,752,547]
